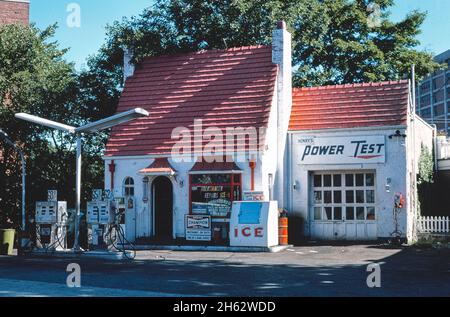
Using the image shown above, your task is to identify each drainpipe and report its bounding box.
[108,160,116,190]
[249,160,256,191]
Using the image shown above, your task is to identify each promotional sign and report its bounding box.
[297,135,386,164]
[242,191,265,201]
[186,215,211,241]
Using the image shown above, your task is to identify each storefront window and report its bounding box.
[190,173,242,218]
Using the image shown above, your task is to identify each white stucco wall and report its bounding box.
[287,126,410,240]
[104,154,272,240]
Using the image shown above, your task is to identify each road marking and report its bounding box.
[309,250,318,253]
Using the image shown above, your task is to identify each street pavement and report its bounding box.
[0,243,449,297]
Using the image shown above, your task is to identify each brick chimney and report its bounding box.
[0,0,29,25]
[272,20,292,209]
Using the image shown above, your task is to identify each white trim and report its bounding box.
[288,124,407,135]
[139,171,177,176]
[0,0,30,3]
[189,170,243,175]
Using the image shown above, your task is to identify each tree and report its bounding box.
[0,24,103,228]
[82,0,441,112]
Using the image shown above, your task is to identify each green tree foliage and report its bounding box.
[417,144,434,216]
[417,144,434,185]
[0,24,103,227]
[82,0,441,115]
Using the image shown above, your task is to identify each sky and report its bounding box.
[29,0,450,70]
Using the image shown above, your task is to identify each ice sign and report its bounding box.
[238,202,262,224]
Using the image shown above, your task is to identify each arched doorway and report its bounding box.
[152,176,173,240]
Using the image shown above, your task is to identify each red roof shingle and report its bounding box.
[106,45,277,157]
[289,80,410,131]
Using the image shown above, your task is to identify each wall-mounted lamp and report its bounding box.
[388,130,407,139]
[385,177,392,193]
[293,180,300,190]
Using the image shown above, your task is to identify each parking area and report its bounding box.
[0,244,449,297]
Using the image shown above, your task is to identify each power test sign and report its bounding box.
[297,135,386,164]
[185,215,211,241]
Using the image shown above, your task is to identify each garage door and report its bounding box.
[310,172,377,240]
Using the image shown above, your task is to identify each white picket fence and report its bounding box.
[418,216,450,234]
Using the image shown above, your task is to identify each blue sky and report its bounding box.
[30,0,450,70]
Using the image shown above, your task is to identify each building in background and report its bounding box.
[416,49,450,134]
[0,0,29,25]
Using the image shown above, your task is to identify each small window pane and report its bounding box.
[314,175,322,187]
[324,191,332,203]
[346,207,355,220]
[334,207,342,220]
[345,174,354,186]
[355,174,364,186]
[356,190,365,203]
[314,191,322,203]
[333,174,341,187]
[367,207,376,220]
[366,190,375,204]
[323,175,332,187]
[356,207,365,220]
[314,207,322,220]
[346,190,354,203]
[333,191,342,203]
[365,173,374,186]
[324,207,332,220]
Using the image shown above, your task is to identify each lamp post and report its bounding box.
[0,129,26,255]
[15,108,149,251]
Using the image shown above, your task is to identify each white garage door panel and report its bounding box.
[366,223,377,240]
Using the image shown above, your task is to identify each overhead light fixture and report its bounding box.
[15,108,149,252]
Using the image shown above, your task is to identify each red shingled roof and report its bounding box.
[105,45,277,157]
[289,80,410,131]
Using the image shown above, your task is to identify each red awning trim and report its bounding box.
[138,157,177,176]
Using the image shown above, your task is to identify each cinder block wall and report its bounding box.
[0,0,29,25]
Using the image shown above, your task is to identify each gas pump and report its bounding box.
[87,189,115,248]
[86,189,135,258]
[35,190,68,250]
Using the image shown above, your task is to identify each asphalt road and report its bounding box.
[0,244,449,297]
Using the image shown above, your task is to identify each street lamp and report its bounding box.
[15,108,149,251]
[0,129,26,255]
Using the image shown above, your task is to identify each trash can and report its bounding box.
[0,229,15,255]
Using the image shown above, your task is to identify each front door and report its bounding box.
[152,176,173,240]
[125,197,136,242]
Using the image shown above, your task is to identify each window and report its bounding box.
[190,173,242,218]
[123,177,135,196]
[312,172,376,221]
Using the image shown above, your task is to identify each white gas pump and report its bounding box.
[86,189,135,258]
[35,190,68,250]
[86,189,116,248]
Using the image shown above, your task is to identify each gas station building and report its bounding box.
[102,22,435,246]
